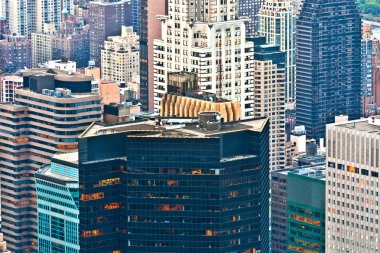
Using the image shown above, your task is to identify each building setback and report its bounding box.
[0,69,101,253]
[326,117,380,253]
[295,0,361,139]
[78,115,270,252]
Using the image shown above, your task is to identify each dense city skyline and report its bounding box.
[0,0,378,252]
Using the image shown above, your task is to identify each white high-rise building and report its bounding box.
[6,0,36,35]
[36,0,73,32]
[153,0,255,118]
[2,0,73,35]
[258,0,296,102]
[101,26,140,85]
[326,117,380,253]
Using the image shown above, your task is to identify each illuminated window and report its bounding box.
[94,178,121,187]
[104,202,120,210]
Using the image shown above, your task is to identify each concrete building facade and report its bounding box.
[326,117,380,253]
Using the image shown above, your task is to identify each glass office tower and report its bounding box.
[78,116,270,253]
[295,0,361,139]
[36,153,80,253]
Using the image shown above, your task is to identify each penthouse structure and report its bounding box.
[0,69,101,253]
[78,115,270,252]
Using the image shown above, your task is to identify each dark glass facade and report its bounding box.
[79,118,270,253]
[295,0,361,139]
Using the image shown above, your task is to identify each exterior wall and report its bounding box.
[7,0,36,35]
[0,89,100,253]
[258,0,296,103]
[326,121,380,253]
[295,0,361,139]
[287,172,325,253]
[52,32,89,68]
[36,156,79,253]
[101,26,139,85]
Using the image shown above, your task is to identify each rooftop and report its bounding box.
[332,117,380,135]
[53,152,79,165]
[80,117,268,139]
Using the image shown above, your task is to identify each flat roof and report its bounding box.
[53,152,79,165]
[289,165,326,181]
[332,118,380,134]
[80,117,268,139]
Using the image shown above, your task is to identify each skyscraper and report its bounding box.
[237,0,264,36]
[139,0,167,111]
[0,69,101,253]
[153,0,255,118]
[252,37,286,170]
[79,115,270,252]
[295,0,361,139]
[258,0,296,103]
[326,117,380,253]
[36,153,79,253]
[89,0,129,66]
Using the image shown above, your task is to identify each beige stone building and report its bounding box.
[101,26,139,85]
